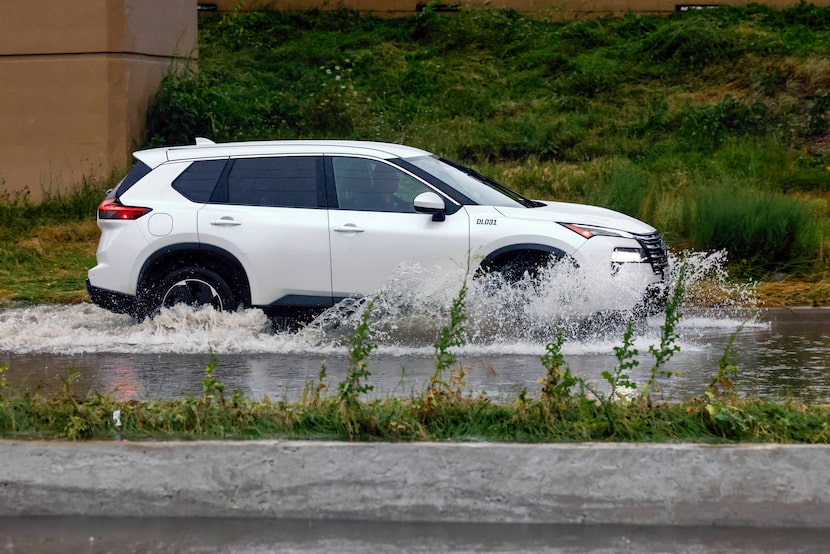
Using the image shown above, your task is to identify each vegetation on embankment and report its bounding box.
[2,366,828,443]
[147,3,830,281]
[0,179,103,305]
[2,4,830,305]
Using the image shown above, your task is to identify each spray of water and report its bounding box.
[0,250,757,355]
[299,249,758,348]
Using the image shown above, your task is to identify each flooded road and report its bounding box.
[1,253,828,402]
[0,302,828,403]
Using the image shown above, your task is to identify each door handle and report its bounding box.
[334,224,365,233]
[210,217,241,227]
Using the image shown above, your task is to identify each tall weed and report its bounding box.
[0,176,110,240]
[336,296,378,437]
[639,14,740,71]
[428,276,469,400]
[685,186,818,275]
[602,320,639,400]
[539,330,581,401]
[338,297,377,407]
[643,264,685,398]
[679,97,772,151]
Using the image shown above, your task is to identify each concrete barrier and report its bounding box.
[1,440,828,527]
[0,1,196,201]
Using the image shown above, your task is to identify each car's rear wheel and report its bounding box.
[137,267,237,319]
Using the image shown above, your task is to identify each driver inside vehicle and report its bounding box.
[370,163,411,212]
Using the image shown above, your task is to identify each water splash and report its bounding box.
[301,249,759,347]
[0,250,758,355]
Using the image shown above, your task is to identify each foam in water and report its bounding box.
[0,250,758,356]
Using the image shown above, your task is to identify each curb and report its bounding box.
[2,440,828,527]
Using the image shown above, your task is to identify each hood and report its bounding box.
[494,201,657,235]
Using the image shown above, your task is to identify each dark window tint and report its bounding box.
[227,157,320,208]
[332,157,432,213]
[172,159,226,203]
[112,161,152,199]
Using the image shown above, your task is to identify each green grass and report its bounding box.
[0,177,110,305]
[0,176,108,241]
[141,4,830,278]
[0,220,99,304]
[3,382,828,443]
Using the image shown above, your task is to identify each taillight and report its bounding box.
[98,198,152,220]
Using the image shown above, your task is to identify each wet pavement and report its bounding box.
[2,517,830,553]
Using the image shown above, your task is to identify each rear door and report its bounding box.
[196,155,333,307]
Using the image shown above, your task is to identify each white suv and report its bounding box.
[87,139,668,320]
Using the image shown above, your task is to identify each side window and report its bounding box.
[226,156,322,208]
[172,159,226,203]
[112,161,152,199]
[332,157,434,213]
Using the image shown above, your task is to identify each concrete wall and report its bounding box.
[0,1,197,201]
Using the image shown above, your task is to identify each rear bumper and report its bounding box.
[86,279,136,315]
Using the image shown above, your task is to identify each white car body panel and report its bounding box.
[88,219,149,296]
[196,203,332,305]
[466,205,581,261]
[495,202,656,235]
[329,208,470,297]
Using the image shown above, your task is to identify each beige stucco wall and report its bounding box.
[0,1,196,201]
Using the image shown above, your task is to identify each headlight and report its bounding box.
[560,223,634,239]
[612,247,648,263]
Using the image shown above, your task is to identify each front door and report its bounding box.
[327,156,470,298]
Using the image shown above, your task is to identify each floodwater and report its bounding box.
[2,517,830,553]
[0,253,828,403]
[0,306,828,403]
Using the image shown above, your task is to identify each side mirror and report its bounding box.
[413,192,447,222]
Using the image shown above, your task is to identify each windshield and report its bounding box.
[405,156,539,208]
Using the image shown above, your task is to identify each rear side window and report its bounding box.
[172,159,227,203]
[224,156,322,208]
[111,161,152,199]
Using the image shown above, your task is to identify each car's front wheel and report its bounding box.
[484,250,563,285]
[137,267,238,319]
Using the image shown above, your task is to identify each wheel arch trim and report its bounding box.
[137,243,252,307]
[479,243,570,272]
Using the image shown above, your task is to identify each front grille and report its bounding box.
[636,232,669,276]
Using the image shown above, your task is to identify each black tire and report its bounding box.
[493,251,557,285]
[140,266,237,318]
